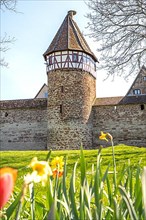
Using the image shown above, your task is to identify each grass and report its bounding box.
[1,144,146,219]
[1,144,146,190]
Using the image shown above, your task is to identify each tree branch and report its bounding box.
[86,0,146,78]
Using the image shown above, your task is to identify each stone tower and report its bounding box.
[43,10,98,150]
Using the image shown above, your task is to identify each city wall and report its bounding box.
[0,100,146,150]
[0,99,47,150]
[93,104,146,147]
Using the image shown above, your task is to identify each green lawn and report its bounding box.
[1,144,146,190]
[1,144,146,219]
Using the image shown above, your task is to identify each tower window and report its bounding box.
[44,92,48,98]
[61,86,64,93]
[133,89,141,95]
[5,112,8,117]
[72,53,78,62]
[140,104,145,110]
[49,56,53,65]
[94,63,96,71]
[144,76,146,81]
[60,105,63,114]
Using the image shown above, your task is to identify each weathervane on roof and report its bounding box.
[68,10,77,18]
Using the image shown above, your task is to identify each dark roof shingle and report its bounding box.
[43,11,98,62]
[119,95,146,104]
[93,95,146,106]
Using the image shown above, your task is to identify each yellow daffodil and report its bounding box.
[99,131,113,142]
[106,133,113,141]
[24,173,34,185]
[52,169,64,178]
[51,156,64,170]
[51,156,64,178]
[99,131,108,142]
[29,157,52,186]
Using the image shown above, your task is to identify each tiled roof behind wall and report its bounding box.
[93,95,146,106]
[93,97,123,106]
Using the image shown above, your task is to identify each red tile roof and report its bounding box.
[93,95,146,106]
[43,10,98,62]
[93,97,124,106]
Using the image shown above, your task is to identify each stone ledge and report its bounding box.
[0,98,47,110]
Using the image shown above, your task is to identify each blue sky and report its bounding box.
[1,0,134,100]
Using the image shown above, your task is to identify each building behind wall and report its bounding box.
[0,11,146,150]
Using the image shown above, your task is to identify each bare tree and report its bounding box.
[0,34,15,67]
[0,0,17,12]
[86,0,146,79]
[0,0,17,67]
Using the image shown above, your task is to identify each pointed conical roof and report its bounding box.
[43,10,98,62]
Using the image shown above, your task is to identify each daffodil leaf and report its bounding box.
[46,150,52,161]
[69,162,79,220]
[6,191,22,219]
[47,201,59,220]
[119,185,138,220]
[29,183,35,220]
[80,145,86,186]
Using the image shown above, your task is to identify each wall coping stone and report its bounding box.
[0,98,47,110]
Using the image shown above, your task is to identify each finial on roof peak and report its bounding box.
[68,10,77,18]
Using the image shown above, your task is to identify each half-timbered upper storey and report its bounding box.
[43,10,98,78]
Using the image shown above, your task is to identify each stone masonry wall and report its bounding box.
[47,69,96,149]
[93,104,146,147]
[0,99,47,150]
[1,97,146,150]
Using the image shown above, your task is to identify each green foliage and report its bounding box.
[0,145,146,219]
